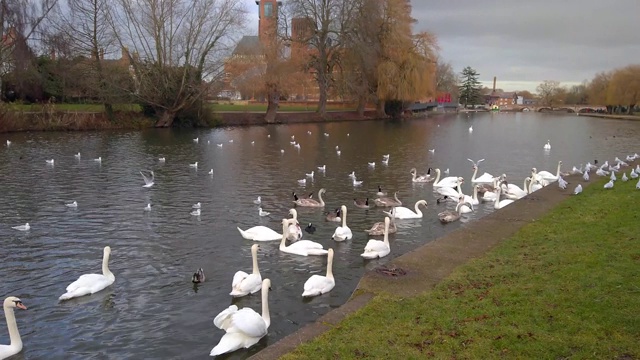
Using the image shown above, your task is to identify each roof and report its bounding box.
[232,36,263,56]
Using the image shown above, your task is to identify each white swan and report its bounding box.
[230,244,262,297]
[536,161,563,182]
[59,246,115,300]
[0,297,27,359]
[432,168,459,188]
[302,249,335,297]
[361,217,391,259]
[470,164,495,184]
[279,219,328,256]
[502,178,531,200]
[436,178,464,198]
[331,205,352,241]
[410,168,431,183]
[237,223,282,241]
[383,200,427,219]
[287,209,303,241]
[493,188,514,210]
[293,188,325,207]
[211,279,271,356]
[140,170,154,188]
[461,185,480,205]
[543,140,551,150]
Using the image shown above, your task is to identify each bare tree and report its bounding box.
[536,80,563,107]
[435,57,458,101]
[1,0,59,99]
[109,0,247,127]
[284,0,357,116]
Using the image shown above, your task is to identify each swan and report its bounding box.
[573,184,583,195]
[364,216,397,235]
[287,209,304,241]
[536,161,563,182]
[279,219,328,256]
[140,170,154,188]
[12,223,30,231]
[192,202,201,209]
[373,191,402,207]
[438,201,471,224]
[470,164,495,184]
[432,169,459,188]
[353,198,370,209]
[332,205,352,241]
[210,279,272,356]
[59,246,115,300]
[237,222,282,241]
[361,217,391,259]
[6,140,11,146]
[461,185,481,205]
[493,188,514,209]
[325,208,341,222]
[410,168,431,183]
[230,244,262,297]
[503,178,532,200]
[293,188,325,207]
[66,201,78,208]
[192,268,205,283]
[258,208,270,217]
[543,140,551,150]
[383,200,427,219]
[436,178,464,198]
[302,249,335,297]
[0,297,27,359]
[530,168,550,186]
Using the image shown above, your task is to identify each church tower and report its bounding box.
[256,0,281,45]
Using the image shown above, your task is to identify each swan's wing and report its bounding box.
[290,240,324,250]
[364,239,387,252]
[140,171,152,185]
[306,248,329,255]
[303,275,329,296]
[235,274,262,294]
[65,273,105,292]
[229,308,268,338]
[213,305,239,330]
[231,271,250,288]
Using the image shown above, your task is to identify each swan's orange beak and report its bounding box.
[16,302,27,310]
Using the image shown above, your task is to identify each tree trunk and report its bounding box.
[265,85,279,123]
[155,110,176,127]
[317,79,327,116]
[104,103,114,121]
[376,100,386,118]
[356,96,366,117]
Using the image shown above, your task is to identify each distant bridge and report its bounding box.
[510,105,607,113]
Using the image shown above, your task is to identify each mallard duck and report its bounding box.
[192,268,206,283]
[353,198,370,209]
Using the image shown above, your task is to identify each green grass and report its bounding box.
[282,177,640,360]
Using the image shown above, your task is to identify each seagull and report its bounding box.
[336,150,341,156]
[428,149,435,153]
[192,202,201,209]
[297,178,307,185]
[280,149,285,154]
[189,162,198,169]
[335,145,339,150]
[144,203,151,211]
[583,171,590,181]
[294,143,301,149]
[46,159,55,165]
[6,140,11,146]
[291,135,295,140]
[543,140,551,150]
[94,157,102,163]
[317,165,326,171]
[74,152,81,159]
[444,168,450,175]
[251,141,255,145]
[637,178,640,189]
[348,171,356,178]
[353,178,363,186]
[469,125,473,132]
[621,172,629,182]
[158,157,166,162]
[368,162,375,167]
[610,172,617,181]
[66,201,78,208]
[190,209,201,216]
[603,180,614,189]
[467,158,485,167]
[573,184,582,195]
[217,143,223,147]
[267,134,271,138]
[630,169,638,179]
[557,175,568,189]
[193,137,199,143]
[307,131,312,135]
[228,139,233,143]
[258,208,270,217]
[306,171,314,178]
[253,196,262,205]
[324,132,329,136]
[12,223,30,231]
[382,154,390,159]
[381,158,389,165]
[208,169,213,175]
[140,170,154,188]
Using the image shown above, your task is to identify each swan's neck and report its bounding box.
[326,253,334,279]
[279,223,288,250]
[523,178,529,192]
[251,248,260,275]
[414,201,423,216]
[471,166,478,181]
[102,252,114,281]
[473,186,478,201]
[3,305,22,351]
[433,169,441,184]
[341,208,347,227]
[318,191,325,206]
[556,162,562,176]
[394,192,400,203]
[383,222,390,244]
[261,286,270,329]
[290,210,297,221]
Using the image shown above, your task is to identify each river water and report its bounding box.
[1,112,639,359]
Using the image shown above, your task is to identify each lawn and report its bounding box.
[282,176,640,359]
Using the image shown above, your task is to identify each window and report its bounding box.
[264,3,273,17]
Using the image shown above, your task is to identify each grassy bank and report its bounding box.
[282,177,640,359]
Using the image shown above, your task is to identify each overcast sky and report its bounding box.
[243,0,640,92]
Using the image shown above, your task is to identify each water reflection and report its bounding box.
[0,113,639,359]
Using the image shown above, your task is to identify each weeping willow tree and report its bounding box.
[606,64,640,115]
[375,0,437,118]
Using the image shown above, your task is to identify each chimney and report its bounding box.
[492,76,496,92]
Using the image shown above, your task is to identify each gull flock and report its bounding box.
[2,133,640,359]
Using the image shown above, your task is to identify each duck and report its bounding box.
[383,200,427,219]
[438,201,472,223]
[192,268,205,283]
[302,249,335,297]
[353,198,370,209]
[293,188,326,207]
[0,296,28,359]
[325,208,342,222]
[279,219,328,256]
[373,191,402,207]
[210,279,272,356]
[332,205,352,241]
[59,246,115,300]
[361,217,391,259]
[364,215,397,236]
[230,244,262,297]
